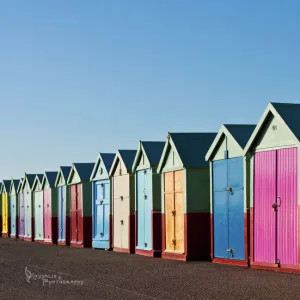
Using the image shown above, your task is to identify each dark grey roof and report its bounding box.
[61,166,72,180]
[3,180,11,192]
[224,124,256,149]
[45,172,58,187]
[170,132,217,167]
[271,102,300,140]
[142,141,165,166]
[26,174,37,188]
[101,153,115,173]
[13,179,20,190]
[119,150,137,172]
[74,163,94,181]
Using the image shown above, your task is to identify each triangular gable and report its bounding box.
[244,102,300,154]
[42,171,58,190]
[90,153,115,181]
[32,175,43,192]
[22,174,38,193]
[1,180,11,194]
[132,141,165,172]
[109,150,136,176]
[67,163,94,185]
[157,135,184,173]
[205,124,255,161]
[9,179,20,195]
[17,178,24,194]
[54,166,72,187]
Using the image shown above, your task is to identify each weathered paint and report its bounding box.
[158,133,216,261]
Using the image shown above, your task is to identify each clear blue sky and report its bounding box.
[1,0,300,180]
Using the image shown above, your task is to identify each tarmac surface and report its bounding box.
[0,238,300,300]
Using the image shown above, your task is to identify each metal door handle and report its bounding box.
[225,187,232,192]
[272,203,278,211]
[120,196,123,201]
[277,196,281,207]
[227,248,233,254]
[144,242,147,247]
[38,205,41,208]
[171,210,176,216]
[100,200,103,205]
[100,232,104,237]
[120,220,124,225]
[172,239,176,245]
[144,195,147,200]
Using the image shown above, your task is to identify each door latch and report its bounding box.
[227,248,233,254]
[144,195,147,200]
[171,210,176,216]
[144,242,147,247]
[100,232,104,237]
[120,220,124,225]
[272,203,278,211]
[100,200,103,205]
[172,239,176,245]
[225,187,232,192]
[120,196,123,201]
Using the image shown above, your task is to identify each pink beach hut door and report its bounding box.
[254,148,298,266]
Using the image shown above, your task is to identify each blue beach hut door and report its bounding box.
[58,186,66,242]
[10,195,16,236]
[93,180,110,249]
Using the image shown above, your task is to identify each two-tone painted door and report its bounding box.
[44,189,52,242]
[58,186,66,243]
[93,180,110,249]
[71,184,83,244]
[2,194,8,234]
[213,157,245,260]
[254,148,298,266]
[19,193,25,237]
[113,175,130,250]
[136,169,152,251]
[164,171,184,253]
[24,191,32,238]
[10,195,17,237]
[34,191,44,241]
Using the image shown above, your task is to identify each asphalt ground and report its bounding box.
[0,238,299,300]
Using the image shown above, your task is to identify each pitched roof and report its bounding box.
[205,124,255,161]
[118,150,137,173]
[74,163,94,181]
[142,141,165,166]
[44,171,58,187]
[37,174,44,182]
[270,102,300,140]
[225,125,256,149]
[61,166,72,180]
[2,180,11,193]
[171,132,216,167]
[26,174,37,188]
[244,102,300,154]
[100,153,115,172]
[10,179,20,193]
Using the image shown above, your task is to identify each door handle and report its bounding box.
[120,220,124,225]
[172,239,176,245]
[120,196,123,201]
[144,242,147,247]
[277,196,281,207]
[100,232,104,237]
[227,248,233,254]
[272,203,278,211]
[100,200,103,205]
[144,195,147,200]
[171,210,176,216]
[225,187,232,192]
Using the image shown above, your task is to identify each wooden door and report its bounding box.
[24,191,32,238]
[44,189,52,241]
[19,193,25,237]
[58,186,66,242]
[10,195,16,236]
[2,194,8,233]
[70,185,77,243]
[77,184,83,244]
[34,191,44,240]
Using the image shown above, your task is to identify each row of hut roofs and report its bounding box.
[0,102,300,274]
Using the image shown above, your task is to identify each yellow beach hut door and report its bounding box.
[2,194,8,233]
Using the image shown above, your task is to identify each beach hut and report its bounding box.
[54,166,72,246]
[22,173,38,241]
[32,174,44,243]
[132,141,165,257]
[41,172,59,244]
[205,124,255,266]
[109,150,137,253]
[67,163,94,248]
[90,153,115,250]
[244,102,300,272]
[17,179,24,239]
[1,180,11,237]
[9,179,20,238]
[157,132,216,261]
